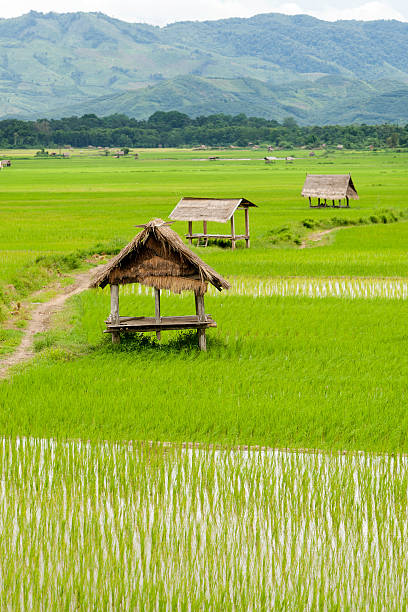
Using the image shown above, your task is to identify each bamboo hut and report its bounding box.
[90,219,230,350]
[302,174,359,208]
[169,197,257,249]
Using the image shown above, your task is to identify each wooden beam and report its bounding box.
[195,293,207,351]
[203,220,208,247]
[155,288,161,340]
[186,233,247,240]
[244,207,250,248]
[188,221,193,245]
[110,284,120,344]
[230,214,236,250]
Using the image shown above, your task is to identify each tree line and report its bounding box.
[0,111,407,149]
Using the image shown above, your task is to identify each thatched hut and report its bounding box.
[169,197,257,249]
[90,219,230,350]
[302,174,359,208]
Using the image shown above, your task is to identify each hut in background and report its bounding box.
[302,174,359,208]
[90,219,230,351]
[169,197,257,249]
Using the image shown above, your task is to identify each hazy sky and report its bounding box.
[0,0,407,25]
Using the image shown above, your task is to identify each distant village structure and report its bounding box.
[302,174,359,208]
[90,219,230,351]
[169,197,257,249]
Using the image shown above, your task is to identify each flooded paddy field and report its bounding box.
[1,438,407,609]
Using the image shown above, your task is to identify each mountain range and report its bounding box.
[0,11,408,124]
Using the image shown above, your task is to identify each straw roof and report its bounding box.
[90,219,230,294]
[169,197,257,223]
[301,175,359,200]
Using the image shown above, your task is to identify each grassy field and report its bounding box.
[2,290,408,451]
[1,147,408,449]
[1,148,408,283]
[1,147,408,607]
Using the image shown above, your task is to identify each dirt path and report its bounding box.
[0,266,103,380]
[299,228,335,249]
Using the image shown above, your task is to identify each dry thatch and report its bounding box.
[301,174,359,200]
[90,219,230,294]
[169,197,256,223]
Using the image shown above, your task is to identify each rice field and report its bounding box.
[2,148,408,607]
[1,437,408,609]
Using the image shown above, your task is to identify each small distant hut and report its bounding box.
[169,197,257,249]
[302,174,359,208]
[90,219,230,350]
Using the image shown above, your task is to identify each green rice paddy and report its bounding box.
[1,147,408,607]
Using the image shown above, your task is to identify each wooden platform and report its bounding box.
[309,204,350,209]
[186,233,247,240]
[104,315,217,333]
[186,233,248,247]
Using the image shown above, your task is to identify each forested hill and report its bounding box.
[1,11,408,124]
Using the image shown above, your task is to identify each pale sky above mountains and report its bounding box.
[0,0,407,25]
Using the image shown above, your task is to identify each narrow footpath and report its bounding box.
[0,266,102,380]
[299,228,335,248]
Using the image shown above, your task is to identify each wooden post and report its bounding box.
[155,288,161,340]
[318,197,320,207]
[230,214,236,250]
[346,196,349,208]
[332,199,335,207]
[188,221,193,245]
[110,284,120,344]
[195,292,206,351]
[203,220,208,247]
[309,197,312,208]
[244,207,250,248]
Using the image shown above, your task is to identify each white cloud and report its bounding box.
[276,3,304,16]
[307,2,407,21]
[0,0,406,25]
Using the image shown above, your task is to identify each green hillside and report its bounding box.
[55,75,408,125]
[1,11,408,124]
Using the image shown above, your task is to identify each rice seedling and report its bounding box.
[208,277,408,299]
[0,437,407,609]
